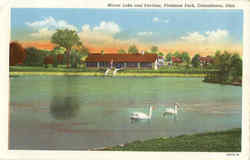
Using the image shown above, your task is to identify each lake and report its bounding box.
[9,76,242,150]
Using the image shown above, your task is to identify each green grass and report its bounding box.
[99,128,241,152]
[9,66,100,73]
[10,66,217,74]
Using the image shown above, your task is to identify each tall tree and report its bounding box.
[128,45,139,54]
[51,29,81,68]
[9,42,26,66]
[150,46,158,54]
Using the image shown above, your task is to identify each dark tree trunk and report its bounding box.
[66,48,71,68]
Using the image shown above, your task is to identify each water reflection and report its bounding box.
[162,112,178,120]
[50,96,80,120]
[130,118,152,125]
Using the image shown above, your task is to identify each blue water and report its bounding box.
[9,76,242,150]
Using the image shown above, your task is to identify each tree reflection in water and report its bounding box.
[50,96,80,120]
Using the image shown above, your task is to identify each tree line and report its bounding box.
[9,29,242,83]
[9,41,89,68]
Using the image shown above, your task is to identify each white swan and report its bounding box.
[113,68,121,76]
[164,103,180,115]
[130,105,153,120]
[105,68,111,76]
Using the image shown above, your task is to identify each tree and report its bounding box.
[181,52,190,64]
[51,29,81,68]
[9,42,26,66]
[118,49,126,54]
[230,53,242,81]
[191,54,200,68]
[158,52,164,57]
[217,51,232,81]
[166,52,172,61]
[150,46,158,54]
[213,50,221,68]
[70,49,80,68]
[128,45,139,54]
[24,47,46,66]
[173,51,181,58]
[144,50,150,54]
[52,46,66,55]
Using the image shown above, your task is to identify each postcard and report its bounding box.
[0,0,249,160]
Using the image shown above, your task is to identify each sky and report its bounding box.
[11,8,243,56]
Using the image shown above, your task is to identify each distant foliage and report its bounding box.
[158,52,164,57]
[128,45,139,54]
[150,46,158,54]
[24,47,47,66]
[9,42,26,66]
[118,49,127,54]
[165,53,172,61]
[181,52,190,64]
[191,54,201,68]
[205,51,242,83]
[79,46,89,57]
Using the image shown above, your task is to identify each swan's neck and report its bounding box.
[148,106,153,118]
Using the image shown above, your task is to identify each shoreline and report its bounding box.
[94,128,241,152]
[203,79,242,86]
[10,72,206,78]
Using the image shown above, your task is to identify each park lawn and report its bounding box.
[9,66,217,74]
[99,128,241,152]
[10,71,206,77]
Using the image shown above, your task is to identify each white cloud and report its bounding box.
[205,29,229,42]
[152,17,159,22]
[26,16,78,31]
[180,29,230,44]
[93,21,120,34]
[78,21,121,45]
[181,32,206,42]
[26,17,56,28]
[29,28,55,39]
[137,32,153,36]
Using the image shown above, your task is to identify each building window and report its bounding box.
[113,62,124,68]
[86,62,97,67]
[141,62,152,67]
[100,62,109,67]
[127,62,137,67]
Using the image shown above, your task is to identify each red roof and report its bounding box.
[85,54,158,63]
[200,56,213,63]
[172,57,182,63]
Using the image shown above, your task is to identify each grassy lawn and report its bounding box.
[10,66,217,74]
[9,66,99,72]
[99,128,241,152]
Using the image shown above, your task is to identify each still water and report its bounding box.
[10,76,242,150]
